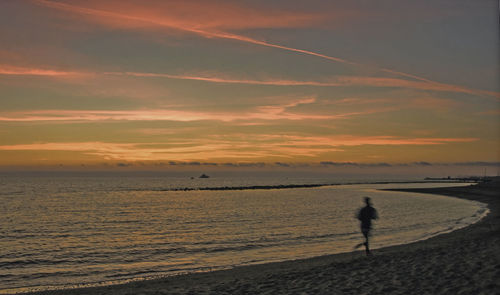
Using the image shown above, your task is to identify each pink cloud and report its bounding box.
[0,65,86,77]
[35,0,324,31]
[0,109,228,122]
[28,0,367,70]
[34,0,500,99]
[27,1,434,82]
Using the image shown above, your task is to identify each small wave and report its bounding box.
[0,191,25,196]
[0,258,88,269]
[104,268,169,279]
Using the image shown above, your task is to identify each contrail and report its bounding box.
[33,0,436,83]
[104,71,343,86]
[1,64,498,98]
[105,71,499,98]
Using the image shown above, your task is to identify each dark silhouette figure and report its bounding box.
[356,197,378,255]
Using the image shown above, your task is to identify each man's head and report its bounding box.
[364,197,372,206]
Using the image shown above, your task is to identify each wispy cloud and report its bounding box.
[325,94,461,112]
[332,76,499,98]
[255,134,478,147]
[319,161,500,168]
[477,109,500,115]
[320,161,392,167]
[33,0,500,99]
[33,0,353,62]
[2,64,498,98]
[0,97,355,123]
[0,141,278,161]
[105,71,343,86]
[0,65,87,77]
[0,133,478,163]
[34,0,324,31]
[116,72,499,98]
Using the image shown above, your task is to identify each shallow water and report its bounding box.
[0,174,487,293]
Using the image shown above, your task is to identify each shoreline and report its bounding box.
[28,180,500,294]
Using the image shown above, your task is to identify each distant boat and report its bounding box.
[199,174,210,178]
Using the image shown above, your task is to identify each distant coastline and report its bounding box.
[131,178,484,192]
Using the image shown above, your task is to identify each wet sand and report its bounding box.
[31,180,500,295]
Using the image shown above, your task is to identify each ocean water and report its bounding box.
[0,172,488,293]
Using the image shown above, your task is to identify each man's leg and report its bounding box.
[362,228,370,255]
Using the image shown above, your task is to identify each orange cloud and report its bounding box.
[106,71,343,86]
[252,134,478,148]
[0,109,227,122]
[35,0,323,31]
[0,141,278,161]
[0,134,478,163]
[324,96,461,113]
[3,63,496,99]
[26,2,427,77]
[114,72,500,98]
[33,0,352,64]
[333,76,500,99]
[0,65,86,77]
[0,98,350,123]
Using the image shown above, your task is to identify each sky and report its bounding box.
[0,0,499,174]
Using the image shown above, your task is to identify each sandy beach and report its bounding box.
[30,180,500,295]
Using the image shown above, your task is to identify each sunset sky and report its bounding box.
[0,0,498,172]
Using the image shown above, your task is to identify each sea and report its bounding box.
[0,171,489,293]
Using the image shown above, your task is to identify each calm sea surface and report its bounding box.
[0,172,488,293]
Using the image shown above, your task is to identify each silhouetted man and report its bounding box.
[357,197,378,255]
